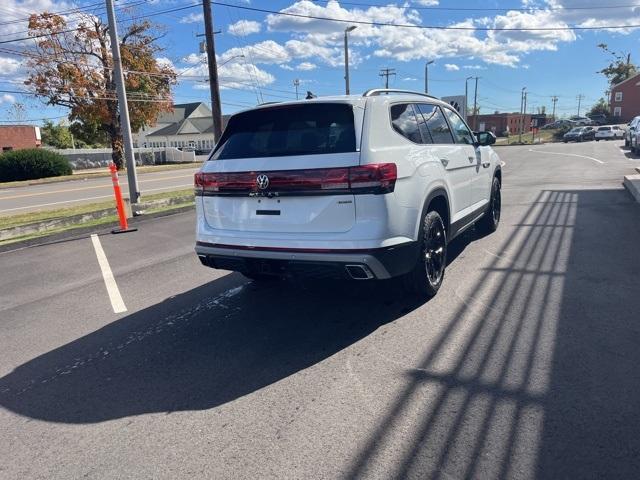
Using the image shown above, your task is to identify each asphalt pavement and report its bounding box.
[0,167,199,215]
[0,140,639,479]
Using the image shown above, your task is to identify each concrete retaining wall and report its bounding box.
[54,147,196,170]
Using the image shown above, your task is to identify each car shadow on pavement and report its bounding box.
[0,257,446,424]
[342,188,640,479]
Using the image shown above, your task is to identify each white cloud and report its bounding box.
[296,62,317,71]
[463,65,486,70]
[179,13,203,24]
[155,57,175,70]
[0,57,22,75]
[228,20,262,36]
[0,0,74,43]
[413,0,439,5]
[221,40,290,65]
[444,63,460,71]
[402,77,417,81]
[0,94,16,104]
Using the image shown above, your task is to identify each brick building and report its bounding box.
[468,113,533,137]
[0,125,42,151]
[610,72,640,123]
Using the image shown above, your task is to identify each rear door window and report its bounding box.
[415,104,454,144]
[211,103,356,160]
[390,103,422,143]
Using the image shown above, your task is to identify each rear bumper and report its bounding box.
[195,241,419,280]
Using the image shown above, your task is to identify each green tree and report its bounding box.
[69,120,109,148]
[587,98,610,118]
[598,44,637,85]
[40,120,74,149]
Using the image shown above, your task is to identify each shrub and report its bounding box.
[0,148,72,182]
[552,125,571,141]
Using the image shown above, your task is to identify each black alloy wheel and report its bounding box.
[423,215,447,288]
[478,176,501,234]
[402,210,447,298]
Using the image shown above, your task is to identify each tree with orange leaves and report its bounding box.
[25,12,176,169]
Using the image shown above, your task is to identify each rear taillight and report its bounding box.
[194,163,397,196]
[348,163,397,194]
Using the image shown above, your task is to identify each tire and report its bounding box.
[402,210,447,298]
[478,176,501,235]
[596,139,600,142]
[563,140,568,143]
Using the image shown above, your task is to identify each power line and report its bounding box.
[0,2,203,45]
[211,1,640,31]
[307,0,640,13]
[379,68,396,88]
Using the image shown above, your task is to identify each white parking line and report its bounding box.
[90,234,127,314]
[528,148,605,164]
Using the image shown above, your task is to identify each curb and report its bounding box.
[623,174,640,203]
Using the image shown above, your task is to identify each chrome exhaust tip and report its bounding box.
[345,264,374,280]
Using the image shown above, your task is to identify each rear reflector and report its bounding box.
[195,163,397,196]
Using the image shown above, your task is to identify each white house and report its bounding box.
[133,102,229,151]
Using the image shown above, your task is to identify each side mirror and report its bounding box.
[476,131,496,146]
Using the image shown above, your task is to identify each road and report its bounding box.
[1,141,639,479]
[0,167,199,215]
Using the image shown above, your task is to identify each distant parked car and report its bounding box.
[595,125,624,141]
[625,116,640,147]
[543,119,577,130]
[563,127,595,142]
[570,116,593,126]
[588,114,607,125]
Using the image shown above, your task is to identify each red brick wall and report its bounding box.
[469,114,531,136]
[610,74,640,123]
[0,126,41,151]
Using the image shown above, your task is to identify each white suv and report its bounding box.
[195,89,502,297]
[625,115,640,149]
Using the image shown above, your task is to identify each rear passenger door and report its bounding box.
[414,103,473,216]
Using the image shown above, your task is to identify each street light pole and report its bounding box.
[425,60,434,94]
[473,76,480,131]
[105,0,139,204]
[344,26,357,95]
[465,76,473,122]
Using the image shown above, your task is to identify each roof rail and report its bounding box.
[362,89,438,99]
[257,101,281,106]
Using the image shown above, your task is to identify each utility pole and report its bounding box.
[472,76,479,131]
[551,96,558,120]
[105,0,139,204]
[576,94,584,117]
[344,26,357,95]
[202,0,222,142]
[519,87,527,143]
[293,79,300,100]
[425,60,434,94]
[379,68,396,89]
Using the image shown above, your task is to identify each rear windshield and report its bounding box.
[598,127,611,131]
[210,103,356,160]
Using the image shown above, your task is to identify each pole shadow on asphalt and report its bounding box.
[1,188,639,478]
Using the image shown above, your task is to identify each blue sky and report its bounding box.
[1,0,639,123]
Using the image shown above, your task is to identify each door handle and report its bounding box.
[440,158,449,167]
[468,156,475,162]
[482,162,491,168]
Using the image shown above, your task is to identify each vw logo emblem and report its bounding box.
[256,173,270,190]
